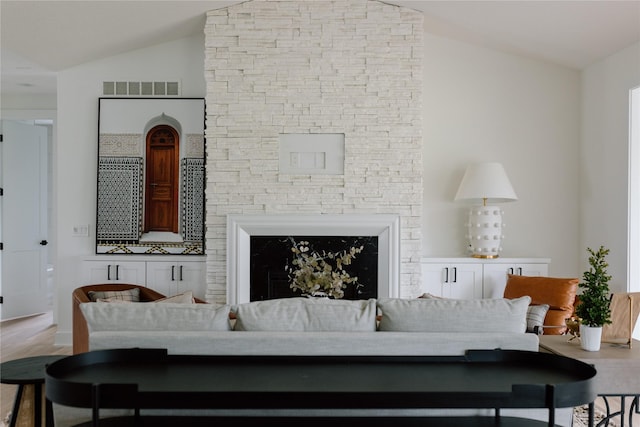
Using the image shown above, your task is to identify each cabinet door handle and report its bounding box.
[444,267,449,283]
[508,267,514,275]
[115,265,120,281]
[517,267,523,275]
[171,266,176,281]
[179,265,184,281]
[452,267,457,283]
[107,265,111,281]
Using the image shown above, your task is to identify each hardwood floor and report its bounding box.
[0,312,72,421]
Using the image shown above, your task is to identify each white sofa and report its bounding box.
[55,296,573,426]
[81,296,539,355]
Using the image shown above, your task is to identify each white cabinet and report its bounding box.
[81,260,146,285]
[146,261,206,300]
[422,262,483,299]
[421,258,550,299]
[483,262,549,299]
[81,257,206,299]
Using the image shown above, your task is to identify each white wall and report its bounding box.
[53,35,205,345]
[422,33,581,277]
[48,24,637,344]
[203,0,424,301]
[581,41,640,295]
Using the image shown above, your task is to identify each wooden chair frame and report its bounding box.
[72,284,166,354]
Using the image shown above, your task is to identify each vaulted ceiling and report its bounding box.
[2,0,639,96]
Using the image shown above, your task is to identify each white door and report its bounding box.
[1,120,49,320]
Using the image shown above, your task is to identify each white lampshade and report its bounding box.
[455,162,517,203]
[455,162,517,259]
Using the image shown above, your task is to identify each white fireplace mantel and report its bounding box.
[226,214,401,304]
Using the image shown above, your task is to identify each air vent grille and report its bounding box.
[102,81,180,96]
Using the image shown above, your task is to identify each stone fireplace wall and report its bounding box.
[204,0,423,303]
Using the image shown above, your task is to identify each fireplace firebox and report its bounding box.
[250,236,378,301]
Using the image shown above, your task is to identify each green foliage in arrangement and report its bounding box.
[575,246,612,327]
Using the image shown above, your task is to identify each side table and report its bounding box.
[1,355,66,427]
[539,335,640,426]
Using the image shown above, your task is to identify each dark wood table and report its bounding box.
[45,348,597,427]
[1,355,66,427]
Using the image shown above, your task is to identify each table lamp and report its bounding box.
[455,162,517,258]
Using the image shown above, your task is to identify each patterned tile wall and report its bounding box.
[97,157,143,241]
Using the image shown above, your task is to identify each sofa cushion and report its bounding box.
[87,287,140,302]
[232,297,377,332]
[80,302,231,332]
[89,331,540,356]
[377,296,531,333]
[417,292,545,335]
[526,304,550,334]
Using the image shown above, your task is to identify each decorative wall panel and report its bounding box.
[182,158,205,242]
[97,157,143,242]
[99,134,143,157]
[185,134,205,158]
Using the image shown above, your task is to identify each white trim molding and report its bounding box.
[227,214,401,305]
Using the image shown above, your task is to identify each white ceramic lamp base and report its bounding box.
[466,205,504,258]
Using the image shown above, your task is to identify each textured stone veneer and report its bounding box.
[204,0,423,303]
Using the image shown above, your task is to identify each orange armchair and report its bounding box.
[503,275,579,335]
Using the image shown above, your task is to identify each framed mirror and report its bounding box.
[96,98,205,255]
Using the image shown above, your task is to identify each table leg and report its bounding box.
[45,397,55,427]
[589,402,595,427]
[9,385,24,427]
[35,383,42,427]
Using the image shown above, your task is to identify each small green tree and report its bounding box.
[575,246,612,327]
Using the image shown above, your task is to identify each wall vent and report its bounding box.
[102,81,180,96]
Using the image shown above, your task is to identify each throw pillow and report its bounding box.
[87,287,140,303]
[153,291,195,304]
[232,297,377,332]
[96,298,133,303]
[376,296,531,333]
[526,304,550,334]
[417,293,444,299]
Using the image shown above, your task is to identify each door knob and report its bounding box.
[40,240,48,246]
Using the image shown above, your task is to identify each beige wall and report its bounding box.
[421,33,581,277]
[581,41,640,295]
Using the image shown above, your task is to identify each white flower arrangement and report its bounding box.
[286,238,364,299]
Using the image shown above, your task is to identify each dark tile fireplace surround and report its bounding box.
[250,236,378,301]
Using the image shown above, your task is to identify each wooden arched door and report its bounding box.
[144,125,179,233]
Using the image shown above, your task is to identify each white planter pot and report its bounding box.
[579,324,603,351]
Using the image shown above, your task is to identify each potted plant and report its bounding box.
[574,246,612,351]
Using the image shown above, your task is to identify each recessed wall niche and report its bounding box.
[96,97,205,255]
